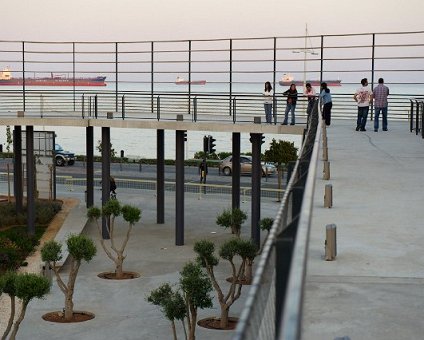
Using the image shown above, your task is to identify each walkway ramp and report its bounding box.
[303,119,424,339]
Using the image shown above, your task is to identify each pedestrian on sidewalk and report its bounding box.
[373,78,390,132]
[353,78,373,131]
[263,81,273,124]
[199,159,208,183]
[319,82,332,126]
[282,83,298,125]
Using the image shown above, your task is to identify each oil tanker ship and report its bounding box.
[0,67,107,86]
[278,74,341,87]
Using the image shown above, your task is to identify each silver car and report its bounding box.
[219,155,276,177]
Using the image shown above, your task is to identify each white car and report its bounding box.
[219,155,276,177]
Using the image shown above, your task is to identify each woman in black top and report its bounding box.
[282,83,298,125]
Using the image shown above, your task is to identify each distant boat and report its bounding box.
[0,67,107,86]
[279,74,341,87]
[175,76,206,85]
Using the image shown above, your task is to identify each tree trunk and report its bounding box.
[277,167,282,202]
[171,320,177,340]
[2,295,15,340]
[219,306,229,329]
[64,293,74,320]
[188,308,197,340]
[9,301,28,340]
[115,255,124,279]
[244,260,253,284]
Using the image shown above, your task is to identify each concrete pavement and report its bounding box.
[12,185,279,340]
[302,119,424,339]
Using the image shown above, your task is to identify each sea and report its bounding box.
[0,82,422,159]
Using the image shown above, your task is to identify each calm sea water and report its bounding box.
[0,82,421,159]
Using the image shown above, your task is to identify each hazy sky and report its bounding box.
[2,0,423,42]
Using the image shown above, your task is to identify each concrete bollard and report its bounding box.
[323,161,330,180]
[322,145,328,161]
[324,183,333,208]
[325,223,337,261]
[254,116,261,124]
[17,111,25,117]
[176,114,184,121]
[107,111,114,119]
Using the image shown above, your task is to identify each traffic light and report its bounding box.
[203,135,209,153]
[208,135,216,154]
[261,134,265,145]
[184,131,187,142]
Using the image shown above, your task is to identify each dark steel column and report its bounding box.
[151,41,154,113]
[86,126,94,207]
[101,127,111,239]
[251,133,262,248]
[157,129,165,224]
[232,132,240,210]
[13,126,23,214]
[175,130,185,246]
[26,126,35,236]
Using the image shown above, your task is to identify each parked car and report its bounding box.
[54,144,75,166]
[219,155,276,177]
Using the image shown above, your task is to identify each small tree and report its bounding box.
[264,139,298,202]
[147,283,186,340]
[216,208,247,237]
[41,234,96,321]
[1,271,17,339]
[9,273,50,340]
[87,199,141,279]
[0,272,50,340]
[237,240,258,285]
[194,239,246,329]
[258,217,274,254]
[180,262,213,340]
[96,139,116,158]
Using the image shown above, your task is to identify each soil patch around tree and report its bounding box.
[97,271,140,280]
[42,311,95,323]
[197,317,238,330]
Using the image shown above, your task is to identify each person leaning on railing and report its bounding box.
[319,82,332,126]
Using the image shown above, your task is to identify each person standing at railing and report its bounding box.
[372,78,390,132]
[281,83,298,125]
[319,82,332,126]
[263,81,273,124]
[353,78,373,131]
[304,83,316,116]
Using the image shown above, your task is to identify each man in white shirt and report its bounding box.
[353,78,373,131]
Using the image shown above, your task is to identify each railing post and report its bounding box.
[370,33,375,120]
[95,95,98,119]
[273,37,277,124]
[157,96,160,121]
[82,94,85,118]
[115,42,119,112]
[229,39,233,116]
[122,94,125,120]
[151,41,154,113]
[22,41,26,111]
[232,96,236,123]
[72,42,76,111]
[193,96,197,122]
[188,40,192,115]
[410,100,414,132]
[416,100,419,135]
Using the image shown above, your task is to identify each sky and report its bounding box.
[2,0,423,42]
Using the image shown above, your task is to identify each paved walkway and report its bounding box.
[302,119,424,339]
[9,186,279,340]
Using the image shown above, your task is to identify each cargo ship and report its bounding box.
[175,76,206,85]
[278,74,341,87]
[0,67,107,86]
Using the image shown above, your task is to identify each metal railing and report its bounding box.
[1,31,424,122]
[409,98,424,137]
[233,101,320,340]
